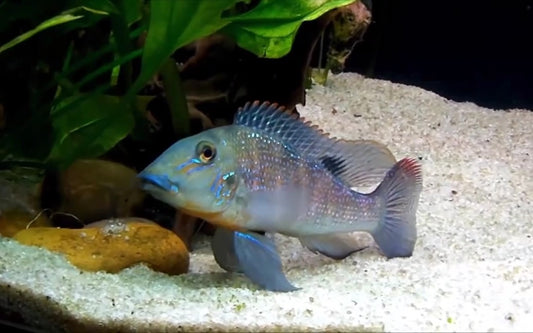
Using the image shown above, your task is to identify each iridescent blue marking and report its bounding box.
[175,156,215,185]
[210,170,222,195]
[213,171,227,206]
[175,159,197,171]
[215,182,224,198]
[186,163,214,175]
[212,171,237,206]
[215,175,227,198]
[214,198,225,207]
[223,171,235,180]
[139,173,178,193]
[235,231,277,256]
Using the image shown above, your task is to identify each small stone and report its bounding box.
[12,218,189,275]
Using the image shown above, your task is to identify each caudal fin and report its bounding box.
[371,158,423,258]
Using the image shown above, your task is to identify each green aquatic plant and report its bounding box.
[0,0,355,169]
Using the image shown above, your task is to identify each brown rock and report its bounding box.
[45,159,146,224]
[13,218,189,275]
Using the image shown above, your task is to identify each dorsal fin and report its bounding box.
[322,139,397,187]
[235,101,396,187]
[235,101,338,159]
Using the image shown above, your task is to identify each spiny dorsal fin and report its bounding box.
[235,101,337,159]
[235,101,396,187]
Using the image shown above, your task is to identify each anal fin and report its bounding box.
[299,233,373,259]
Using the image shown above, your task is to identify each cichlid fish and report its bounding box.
[138,101,423,291]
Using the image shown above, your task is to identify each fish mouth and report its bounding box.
[138,172,179,193]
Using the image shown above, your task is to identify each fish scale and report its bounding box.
[227,126,382,235]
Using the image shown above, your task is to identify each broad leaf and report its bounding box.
[222,0,356,58]
[118,0,145,26]
[129,0,242,95]
[47,94,134,168]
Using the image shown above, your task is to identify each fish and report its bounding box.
[138,101,423,291]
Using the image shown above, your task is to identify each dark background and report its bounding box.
[345,0,533,110]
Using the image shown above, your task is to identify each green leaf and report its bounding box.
[118,0,145,25]
[0,13,83,54]
[47,94,134,168]
[222,0,356,58]
[0,4,118,54]
[129,0,242,95]
[69,0,120,15]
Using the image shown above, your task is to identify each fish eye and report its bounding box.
[196,141,216,163]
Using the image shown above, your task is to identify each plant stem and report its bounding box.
[110,10,134,92]
[160,57,189,137]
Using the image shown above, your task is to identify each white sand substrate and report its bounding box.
[1,72,532,332]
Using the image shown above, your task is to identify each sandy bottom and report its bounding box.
[1,73,532,332]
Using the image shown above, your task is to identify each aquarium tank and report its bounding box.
[1,0,531,332]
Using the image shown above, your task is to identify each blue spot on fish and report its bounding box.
[223,171,235,180]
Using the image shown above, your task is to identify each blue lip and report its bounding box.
[138,172,179,193]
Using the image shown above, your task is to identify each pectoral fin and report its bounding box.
[299,233,372,259]
[211,228,299,292]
